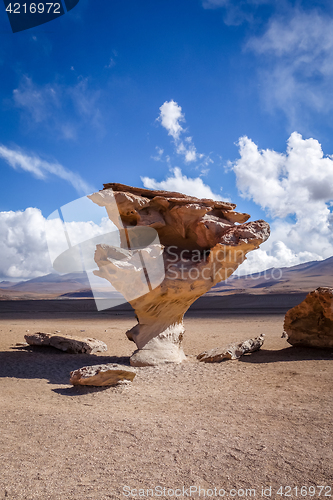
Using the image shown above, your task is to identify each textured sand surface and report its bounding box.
[0,311,332,500]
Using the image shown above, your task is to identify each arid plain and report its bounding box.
[0,296,332,500]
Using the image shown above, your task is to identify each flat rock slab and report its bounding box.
[284,287,333,349]
[24,332,107,354]
[70,364,136,386]
[197,334,265,362]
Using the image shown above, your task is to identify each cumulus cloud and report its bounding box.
[0,208,116,280]
[159,100,185,141]
[0,208,53,280]
[141,167,223,200]
[0,145,94,195]
[233,132,333,218]
[13,76,104,139]
[247,10,333,127]
[231,132,333,274]
[157,100,206,164]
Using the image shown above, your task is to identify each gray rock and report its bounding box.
[70,363,136,386]
[24,332,107,354]
[197,334,265,362]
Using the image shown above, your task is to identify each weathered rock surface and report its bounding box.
[284,287,333,349]
[24,332,107,354]
[70,364,136,386]
[89,183,270,366]
[197,334,265,362]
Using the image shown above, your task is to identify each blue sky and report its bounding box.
[1,0,333,279]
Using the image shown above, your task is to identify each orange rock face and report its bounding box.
[284,287,333,349]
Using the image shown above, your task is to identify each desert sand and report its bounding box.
[0,302,332,500]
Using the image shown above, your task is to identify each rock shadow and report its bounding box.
[0,345,131,385]
[52,385,114,396]
[239,346,333,364]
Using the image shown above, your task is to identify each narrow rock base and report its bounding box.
[128,321,186,367]
[130,335,186,367]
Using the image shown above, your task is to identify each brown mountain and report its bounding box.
[0,273,90,300]
[0,256,332,300]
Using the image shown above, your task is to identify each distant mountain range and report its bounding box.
[0,272,91,300]
[208,256,333,295]
[0,256,332,300]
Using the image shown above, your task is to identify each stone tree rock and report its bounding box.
[284,287,333,349]
[89,183,270,366]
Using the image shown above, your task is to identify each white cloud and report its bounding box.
[0,144,94,195]
[203,4,333,122]
[247,10,333,127]
[248,10,333,57]
[159,100,185,141]
[231,132,333,273]
[0,208,53,280]
[158,100,207,164]
[233,132,333,218]
[141,167,222,200]
[13,76,104,139]
[0,208,116,280]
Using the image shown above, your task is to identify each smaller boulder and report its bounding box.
[197,334,265,362]
[284,287,333,349]
[24,332,107,354]
[70,364,136,386]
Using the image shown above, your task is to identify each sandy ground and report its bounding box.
[0,309,332,500]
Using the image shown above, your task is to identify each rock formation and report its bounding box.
[89,183,270,366]
[284,287,333,349]
[197,334,265,362]
[70,364,136,386]
[24,332,107,354]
